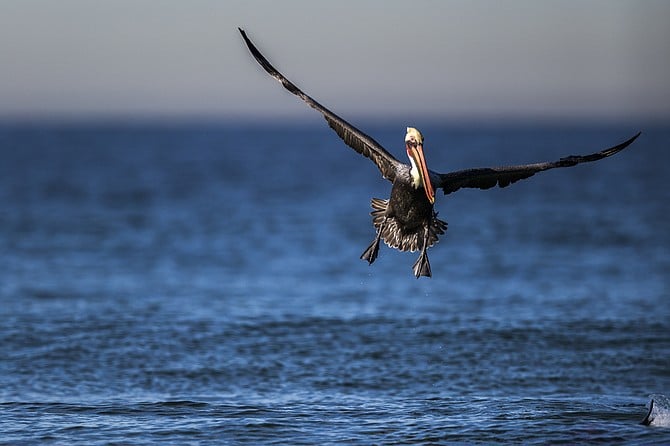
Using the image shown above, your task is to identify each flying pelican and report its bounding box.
[239,28,640,278]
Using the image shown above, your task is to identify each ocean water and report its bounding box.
[1,122,668,444]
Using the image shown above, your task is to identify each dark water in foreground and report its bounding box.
[1,122,669,444]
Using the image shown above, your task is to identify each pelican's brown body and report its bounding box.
[365,195,447,277]
[239,28,640,278]
[376,177,445,253]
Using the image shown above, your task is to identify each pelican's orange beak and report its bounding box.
[407,142,435,204]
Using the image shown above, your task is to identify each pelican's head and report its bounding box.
[405,127,435,204]
[405,127,424,146]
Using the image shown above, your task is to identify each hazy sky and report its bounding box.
[1,0,669,121]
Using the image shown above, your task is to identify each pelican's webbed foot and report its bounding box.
[361,220,386,265]
[412,225,432,278]
[360,234,382,265]
[412,250,432,278]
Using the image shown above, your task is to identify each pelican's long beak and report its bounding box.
[407,141,435,204]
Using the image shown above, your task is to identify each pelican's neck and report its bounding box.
[408,156,422,189]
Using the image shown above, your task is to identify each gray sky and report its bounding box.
[1,0,669,121]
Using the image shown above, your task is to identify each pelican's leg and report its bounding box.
[412,226,432,278]
[360,219,385,265]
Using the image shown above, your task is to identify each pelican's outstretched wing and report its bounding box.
[436,132,640,195]
[239,28,403,182]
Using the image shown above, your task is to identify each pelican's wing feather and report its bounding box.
[240,28,403,182]
[436,132,640,195]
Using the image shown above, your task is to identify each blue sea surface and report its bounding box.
[1,122,669,444]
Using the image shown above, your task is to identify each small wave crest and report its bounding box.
[642,394,670,427]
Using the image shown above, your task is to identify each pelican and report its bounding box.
[239,28,640,278]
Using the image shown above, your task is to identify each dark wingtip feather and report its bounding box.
[238,28,279,77]
[628,130,642,146]
[609,131,641,154]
